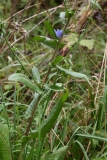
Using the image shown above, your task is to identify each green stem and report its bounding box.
[44,16,71,83]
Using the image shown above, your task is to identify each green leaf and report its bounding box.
[33,36,64,49]
[52,55,63,66]
[4,84,13,90]
[97,85,107,130]
[26,143,35,160]
[43,38,64,49]
[22,92,68,143]
[103,85,107,106]
[64,33,95,50]
[105,68,107,85]
[38,91,68,137]
[70,136,84,160]
[44,21,57,39]
[46,146,67,160]
[90,0,102,10]
[0,124,12,160]
[57,65,91,86]
[39,90,51,106]
[33,36,46,42]
[76,133,107,142]
[8,73,42,94]
[79,39,95,50]
[91,158,107,160]
[75,140,89,160]
[43,38,58,48]
[25,93,39,118]
[32,66,41,83]
[63,33,78,47]
[44,84,64,91]
[66,10,75,19]
[96,102,104,130]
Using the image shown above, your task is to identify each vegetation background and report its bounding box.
[0,0,107,160]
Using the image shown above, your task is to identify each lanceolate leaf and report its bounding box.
[76,133,107,142]
[8,73,42,94]
[0,124,12,160]
[57,65,91,86]
[44,84,64,91]
[39,90,51,106]
[33,36,46,42]
[44,21,57,39]
[22,92,68,143]
[43,38,58,48]
[90,0,102,10]
[39,92,68,137]
[75,140,89,160]
[91,158,107,160]
[46,146,67,160]
[32,66,41,83]
[52,55,63,66]
[33,36,64,49]
[25,93,39,118]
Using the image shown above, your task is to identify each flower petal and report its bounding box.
[54,29,63,38]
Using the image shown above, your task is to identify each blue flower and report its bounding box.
[97,13,101,20]
[54,29,63,38]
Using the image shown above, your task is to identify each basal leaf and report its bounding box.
[57,65,91,86]
[8,73,42,94]
[0,124,12,160]
[46,146,67,160]
[25,93,39,118]
[38,91,68,137]
[44,84,64,91]
[22,92,68,143]
[32,66,41,83]
[39,90,51,106]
